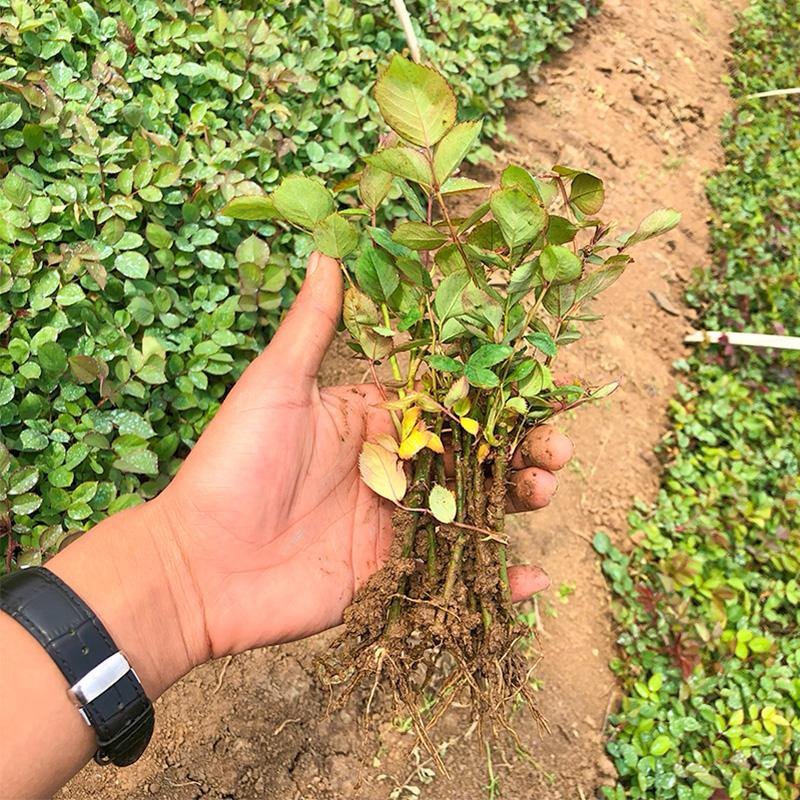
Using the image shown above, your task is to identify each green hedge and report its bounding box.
[0,0,591,567]
[599,1,800,797]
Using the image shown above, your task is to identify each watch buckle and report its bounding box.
[67,651,132,708]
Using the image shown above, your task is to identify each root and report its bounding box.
[318,440,545,761]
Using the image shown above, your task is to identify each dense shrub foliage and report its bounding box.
[599,1,800,797]
[0,0,591,567]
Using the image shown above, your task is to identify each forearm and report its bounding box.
[0,500,207,799]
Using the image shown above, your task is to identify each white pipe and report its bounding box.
[684,330,800,351]
[391,0,421,63]
[746,87,800,99]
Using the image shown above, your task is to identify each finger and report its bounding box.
[508,564,550,601]
[255,252,343,387]
[512,424,573,472]
[506,467,558,513]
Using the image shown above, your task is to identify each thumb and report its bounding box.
[258,252,343,387]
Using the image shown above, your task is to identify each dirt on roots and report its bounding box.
[59,0,739,797]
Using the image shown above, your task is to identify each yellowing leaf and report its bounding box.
[272,175,334,228]
[426,433,444,454]
[459,417,479,435]
[428,484,456,524]
[374,55,456,147]
[433,120,482,184]
[401,407,420,440]
[398,428,431,460]
[365,147,432,187]
[359,441,407,503]
[359,164,393,210]
[444,375,469,409]
[373,433,399,453]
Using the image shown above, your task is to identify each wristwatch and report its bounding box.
[0,566,155,767]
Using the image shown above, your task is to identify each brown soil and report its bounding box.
[59,1,738,798]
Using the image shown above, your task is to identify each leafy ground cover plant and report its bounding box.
[599,1,800,796]
[0,0,592,571]
[225,55,679,750]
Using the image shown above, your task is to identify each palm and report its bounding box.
[165,374,397,656]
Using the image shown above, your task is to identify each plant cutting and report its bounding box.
[222,55,679,752]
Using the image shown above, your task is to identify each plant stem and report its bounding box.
[388,446,435,622]
[382,302,404,388]
[442,531,465,602]
[490,447,512,611]
[426,522,436,583]
[454,425,466,523]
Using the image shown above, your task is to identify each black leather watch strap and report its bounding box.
[0,566,154,767]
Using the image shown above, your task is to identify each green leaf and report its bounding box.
[569,172,604,214]
[145,222,173,249]
[525,331,556,358]
[20,429,48,451]
[428,355,463,373]
[500,165,541,200]
[434,270,471,322]
[540,245,582,283]
[0,377,15,406]
[575,265,626,303]
[392,221,447,251]
[749,636,772,653]
[518,362,552,397]
[56,284,85,306]
[112,448,158,476]
[109,410,156,438]
[365,147,432,186]
[465,364,500,389]
[624,208,681,246]
[428,484,456,523]
[38,341,67,375]
[0,102,22,130]
[468,344,514,369]
[8,466,38,495]
[4,173,31,206]
[374,55,456,147]
[114,251,149,279]
[312,213,358,258]
[355,247,399,301]
[219,195,277,221]
[440,177,488,195]
[543,283,576,317]
[490,188,547,249]
[649,735,673,756]
[592,531,611,555]
[11,492,42,516]
[272,176,335,228]
[433,121,482,183]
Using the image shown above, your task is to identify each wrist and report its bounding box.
[48,499,210,699]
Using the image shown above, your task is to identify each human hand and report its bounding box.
[149,252,573,668]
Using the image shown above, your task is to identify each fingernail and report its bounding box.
[308,251,321,276]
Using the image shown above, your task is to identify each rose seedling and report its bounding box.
[223,55,679,751]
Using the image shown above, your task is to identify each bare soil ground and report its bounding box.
[59,0,738,797]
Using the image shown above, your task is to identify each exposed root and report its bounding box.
[317,443,545,764]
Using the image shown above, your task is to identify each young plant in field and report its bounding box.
[223,55,679,751]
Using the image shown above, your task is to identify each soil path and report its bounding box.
[60,1,737,797]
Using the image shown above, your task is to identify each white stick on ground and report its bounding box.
[684,331,800,351]
[746,87,800,99]
[391,0,422,63]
